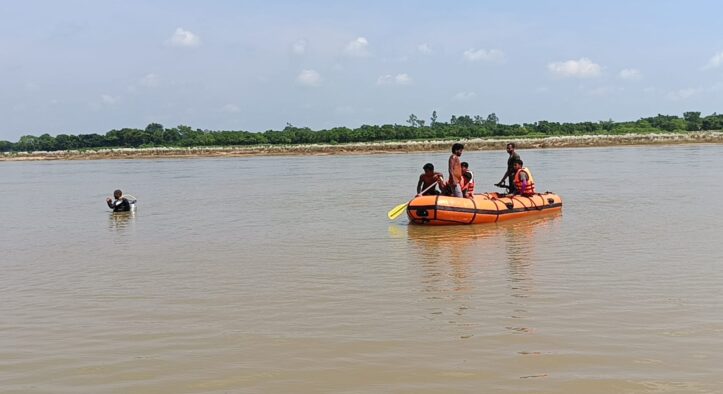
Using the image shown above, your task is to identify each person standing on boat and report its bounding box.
[416,163,445,196]
[106,189,132,212]
[497,142,521,194]
[512,160,536,197]
[448,143,464,198]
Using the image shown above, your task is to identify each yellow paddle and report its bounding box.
[387,183,437,220]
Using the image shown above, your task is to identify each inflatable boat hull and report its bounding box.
[407,192,562,225]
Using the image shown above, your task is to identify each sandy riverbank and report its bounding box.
[2,132,723,161]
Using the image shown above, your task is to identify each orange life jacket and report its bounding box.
[513,167,536,195]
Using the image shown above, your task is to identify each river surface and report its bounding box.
[1,144,722,393]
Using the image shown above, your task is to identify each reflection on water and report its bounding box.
[501,212,563,295]
[402,212,563,338]
[405,212,563,294]
[497,213,562,338]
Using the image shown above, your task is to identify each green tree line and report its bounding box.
[1,112,721,153]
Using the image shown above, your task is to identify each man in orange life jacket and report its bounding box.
[512,159,536,196]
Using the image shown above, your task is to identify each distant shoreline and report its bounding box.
[2,132,723,161]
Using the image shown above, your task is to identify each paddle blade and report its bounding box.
[387,202,409,220]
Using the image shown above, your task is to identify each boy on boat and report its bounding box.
[461,162,474,182]
[416,163,445,196]
[460,162,475,198]
[461,171,475,198]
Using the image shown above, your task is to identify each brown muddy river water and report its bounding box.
[1,144,722,393]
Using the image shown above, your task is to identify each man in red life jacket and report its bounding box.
[512,159,536,196]
[416,163,445,196]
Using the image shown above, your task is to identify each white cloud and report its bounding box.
[417,43,432,55]
[665,88,700,101]
[703,51,723,69]
[140,73,160,87]
[344,37,370,57]
[463,48,505,63]
[453,91,477,101]
[394,73,412,85]
[618,68,641,80]
[100,94,118,105]
[377,73,412,86]
[548,57,602,78]
[168,28,200,48]
[297,69,321,87]
[292,39,306,55]
[376,75,393,85]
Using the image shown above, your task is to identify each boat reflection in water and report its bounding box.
[400,211,563,338]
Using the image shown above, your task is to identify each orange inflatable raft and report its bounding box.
[407,192,563,225]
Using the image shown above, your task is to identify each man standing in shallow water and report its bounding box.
[448,143,464,198]
[106,189,131,212]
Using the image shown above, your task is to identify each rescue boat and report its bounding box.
[406,191,562,225]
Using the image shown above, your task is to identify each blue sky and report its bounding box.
[1,0,722,141]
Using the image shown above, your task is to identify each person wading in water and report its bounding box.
[106,189,133,212]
